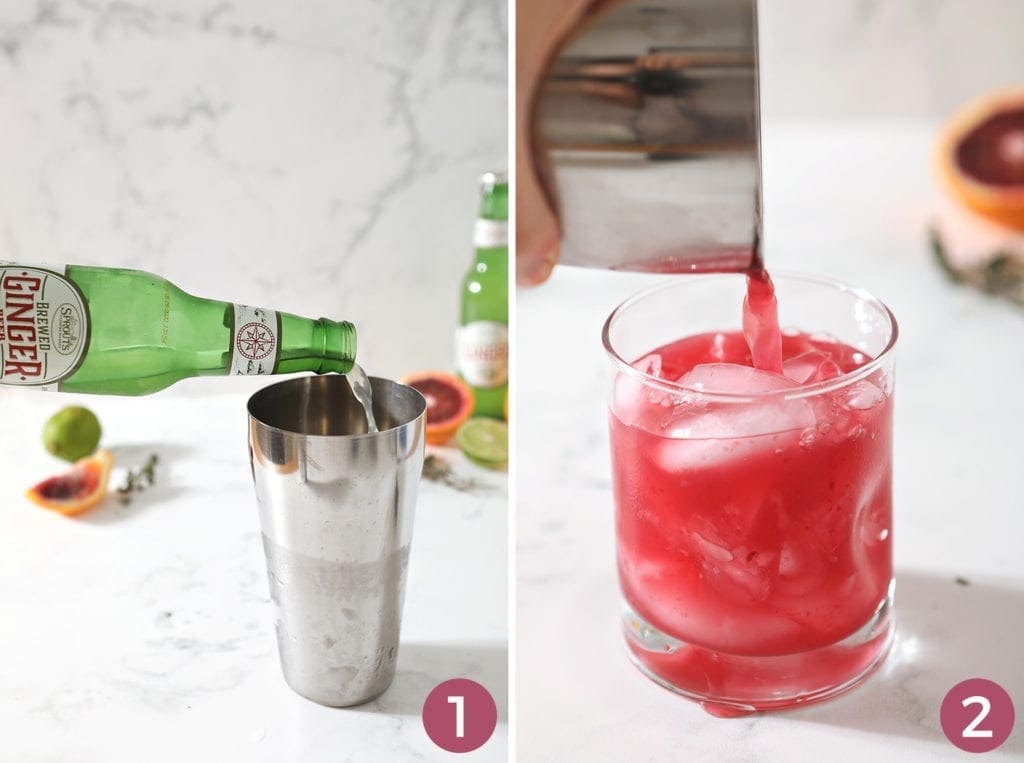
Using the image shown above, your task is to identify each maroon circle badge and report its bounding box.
[940,678,1015,753]
[422,678,498,753]
[236,321,276,361]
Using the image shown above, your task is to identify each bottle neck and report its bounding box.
[248,311,355,377]
[473,246,507,270]
[478,183,508,220]
[314,318,356,374]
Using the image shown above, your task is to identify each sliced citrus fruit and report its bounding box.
[400,371,474,445]
[935,86,1024,230]
[26,449,114,516]
[456,418,508,469]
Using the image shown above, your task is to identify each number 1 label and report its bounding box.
[448,695,465,738]
[422,678,498,753]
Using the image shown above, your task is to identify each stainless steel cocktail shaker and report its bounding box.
[247,375,426,707]
[534,0,762,273]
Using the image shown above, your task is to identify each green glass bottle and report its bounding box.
[0,263,355,395]
[457,172,509,418]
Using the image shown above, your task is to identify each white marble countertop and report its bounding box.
[517,120,1024,762]
[0,387,507,762]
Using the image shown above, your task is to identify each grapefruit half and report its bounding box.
[935,86,1024,230]
[400,371,474,445]
[26,449,114,516]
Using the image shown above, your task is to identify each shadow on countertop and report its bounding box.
[77,442,198,524]
[106,442,195,464]
[792,570,1024,757]
[351,641,508,721]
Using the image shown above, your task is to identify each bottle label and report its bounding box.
[473,219,508,249]
[229,305,280,375]
[0,263,89,390]
[456,321,508,388]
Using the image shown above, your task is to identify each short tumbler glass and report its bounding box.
[603,273,898,717]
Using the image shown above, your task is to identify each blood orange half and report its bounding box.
[401,371,474,445]
[936,86,1024,230]
[26,449,114,516]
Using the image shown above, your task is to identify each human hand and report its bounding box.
[516,0,600,286]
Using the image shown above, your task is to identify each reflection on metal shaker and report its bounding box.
[247,375,426,707]
[536,0,762,273]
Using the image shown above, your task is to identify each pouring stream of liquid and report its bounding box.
[346,363,379,434]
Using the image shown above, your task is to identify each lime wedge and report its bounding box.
[456,418,508,469]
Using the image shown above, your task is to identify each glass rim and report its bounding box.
[247,374,427,439]
[601,270,899,402]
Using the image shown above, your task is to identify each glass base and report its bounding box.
[622,587,894,717]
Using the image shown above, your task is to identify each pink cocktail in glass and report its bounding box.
[604,273,897,716]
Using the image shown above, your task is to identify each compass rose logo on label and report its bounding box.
[237,321,275,361]
[230,305,279,375]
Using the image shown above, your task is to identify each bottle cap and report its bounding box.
[479,171,508,191]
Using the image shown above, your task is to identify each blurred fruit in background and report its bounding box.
[401,371,474,445]
[26,449,113,516]
[929,226,1024,306]
[935,86,1024,230]
[456,418,508,470]
[932,86,1024,307]
[42,405,102,462]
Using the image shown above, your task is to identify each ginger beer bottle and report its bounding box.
[0,263,355,395]
[457,172,508,418]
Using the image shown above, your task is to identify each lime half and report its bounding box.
[456,418,508,469]
[43,405,102,462]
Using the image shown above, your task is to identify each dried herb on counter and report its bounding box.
[930,227,1024,307]
[423,454,481,493]
[118,453,159,505]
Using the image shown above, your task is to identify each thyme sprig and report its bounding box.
[118,453,159,505]
[423,454,481,493]
[930,226,1024,307]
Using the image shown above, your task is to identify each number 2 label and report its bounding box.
[961,695,993,738]
[940,678,1015,752]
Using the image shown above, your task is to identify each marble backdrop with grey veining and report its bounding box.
[0,0,507,382]
[762,0,1024,119]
